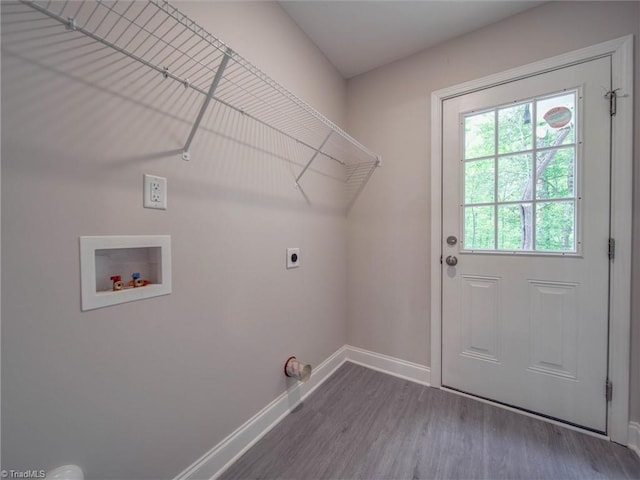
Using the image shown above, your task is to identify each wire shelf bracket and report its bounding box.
[18,0,381,209]
[295,131,332,187]
[182,47,232,161]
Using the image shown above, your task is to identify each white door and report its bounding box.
[441,57,611,432]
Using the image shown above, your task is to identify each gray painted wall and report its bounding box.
[346,1,640,422]
[2,1,639,479]
[1,2,348,478]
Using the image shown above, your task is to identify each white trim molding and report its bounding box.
[344,345,430,386]
[629,422,640,460]
[175,345,430,480]
[430,35,634,445]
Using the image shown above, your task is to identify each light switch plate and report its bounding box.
[287,248,300,269]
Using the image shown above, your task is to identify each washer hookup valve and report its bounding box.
[110,275,124,291]
[130,272,149,287]
[130,272,143,288]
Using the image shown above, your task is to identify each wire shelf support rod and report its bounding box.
[295,131,332,187]
[182,47,232,161]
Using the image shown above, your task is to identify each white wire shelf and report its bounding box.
[19,0,380,209]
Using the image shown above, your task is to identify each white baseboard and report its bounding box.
[175,345,430,480]
[629,422,640,460]
[344,345,430,386]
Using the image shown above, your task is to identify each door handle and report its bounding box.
[445,255,458,266]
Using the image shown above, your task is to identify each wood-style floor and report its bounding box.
[220,362,640,479]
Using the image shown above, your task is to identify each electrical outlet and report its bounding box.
[143,174,167,210]
[287,248,300,269]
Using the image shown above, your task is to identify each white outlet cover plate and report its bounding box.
[144,174,167,210]
[287,248,300,269]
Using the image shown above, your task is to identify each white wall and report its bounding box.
[346,1,640,422]
[1,2,348,478]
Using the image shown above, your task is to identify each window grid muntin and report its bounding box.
[461,90,578,253]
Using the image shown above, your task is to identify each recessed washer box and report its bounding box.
[80,235,171,311]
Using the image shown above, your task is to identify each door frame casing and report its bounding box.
[430,35,634,444]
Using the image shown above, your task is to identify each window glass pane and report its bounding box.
[536,201,575,251]
[461,91,579,254]
[498,103,533,154]
[536,147,575,199]
[536,93,575,148]
[498,154,533,202]
[498,204,529,250]
[464,111,495,159]
[465,159,495,204]
[464,206,495,250]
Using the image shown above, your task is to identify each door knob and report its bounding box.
[445,255,458,266]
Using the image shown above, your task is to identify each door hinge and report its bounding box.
[440,255,443,265]
[606,379,613,402]
[605,89,619,116]
[608,238,615,260]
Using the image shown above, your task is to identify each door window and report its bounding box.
[462,91,578,253]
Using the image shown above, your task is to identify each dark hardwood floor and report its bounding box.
[220,362,640,479]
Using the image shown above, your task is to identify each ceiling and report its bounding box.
[279,1,545,78]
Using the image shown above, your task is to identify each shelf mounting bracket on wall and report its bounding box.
[182,47,233,161]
